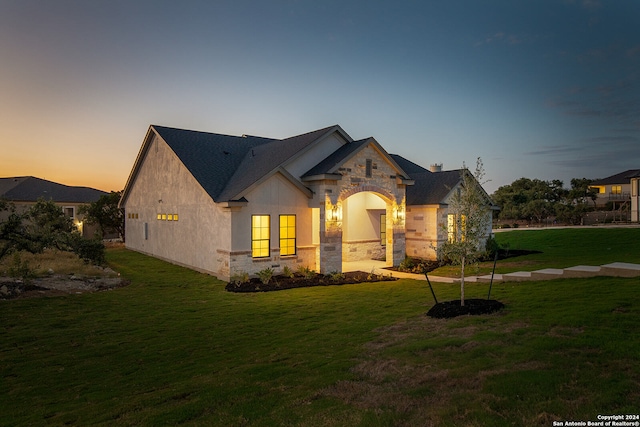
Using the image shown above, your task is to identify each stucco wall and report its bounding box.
[227,173,317,277]
[123,134,230,277]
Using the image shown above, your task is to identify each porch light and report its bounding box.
[394,204,405,223]
[329,205,342,222]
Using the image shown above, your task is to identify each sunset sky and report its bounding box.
[1,0,638,194]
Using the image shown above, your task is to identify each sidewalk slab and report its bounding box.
[599,262,640,278]
[531,268,565,280]
[475,274,503,283]
[503,271,532,282]
[563,265,601,278]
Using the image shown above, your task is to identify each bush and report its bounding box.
[68,234,105,264]
[296,265,316,279]
[257,268,274,285]
[398,256,416,272]
[230,271,249,285]
[282,266,294,278]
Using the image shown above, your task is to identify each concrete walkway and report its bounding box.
[342,260,640,284]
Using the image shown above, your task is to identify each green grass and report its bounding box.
[429,226,640,277]
[1,229,640,426]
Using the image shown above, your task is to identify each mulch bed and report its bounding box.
[426,299,505,319]
[225,271,397,293]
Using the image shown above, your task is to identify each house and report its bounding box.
[0,176,107,237]
[631,172,640,223]
[588,170,640,208]
[391,158,498,259]
[119,125,495,280]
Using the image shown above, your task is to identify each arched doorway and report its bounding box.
[341,191,388,265]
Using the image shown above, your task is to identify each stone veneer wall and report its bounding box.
[343,240,386,262]
[227,246,317,279]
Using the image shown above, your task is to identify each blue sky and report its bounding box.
[1,0,638,193]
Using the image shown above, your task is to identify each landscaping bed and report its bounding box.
[225,271,397,292]
[426,298,505,318]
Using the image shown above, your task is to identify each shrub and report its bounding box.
[7,252,35,280]
[296,265,316,279]
[230,272,249,285]
[69,235,105,264]
[328,271,345,282]
[398,256,416,272]
[257,268,274,285]
[282,266,294,278]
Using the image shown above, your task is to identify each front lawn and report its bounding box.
[429,226,640,277]
[1,230,639,425]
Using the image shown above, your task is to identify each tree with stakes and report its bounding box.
[437,158,492,307]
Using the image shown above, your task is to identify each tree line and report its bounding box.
[491,177,598,226]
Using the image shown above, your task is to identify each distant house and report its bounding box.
[0,176,107,237]
[631,172,640,223]
[119,124,495,280]
[588,169,640,208]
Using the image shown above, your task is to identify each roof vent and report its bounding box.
[430,163,443,172]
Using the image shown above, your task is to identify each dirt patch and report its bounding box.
[0,274,128,300]
[225,271,397,292]
[426,299,505,319]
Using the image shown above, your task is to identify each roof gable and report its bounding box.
[302,138,412,180]
[0,176,106,203]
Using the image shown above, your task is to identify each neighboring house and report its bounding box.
[119,124,495,280]
[0,176,106,238]
[588,169,640,208]
[631,172,640,223]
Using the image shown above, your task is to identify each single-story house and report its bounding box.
[119,125,495,280]
[0,176,107,238]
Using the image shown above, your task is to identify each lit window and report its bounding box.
[157,213,162,220]
[173,214,178,221]
[380,214,386,246]
[167,214,173,221]
[447,214,466,242]
[612,185,622,195]
[161,214,167,220]
[135,213,139,219]
[252,215,270,258]
[279,215,296,256]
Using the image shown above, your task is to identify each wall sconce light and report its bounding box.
[394,204,405,223]
[328,203,342,223]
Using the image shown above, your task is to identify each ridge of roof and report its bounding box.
[152,125,276,201]
[216,125,342,201]
[0,176,107,203]
[590,169,640,185]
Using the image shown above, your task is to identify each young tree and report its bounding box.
[79,191,125,240]
[437,158,493,306]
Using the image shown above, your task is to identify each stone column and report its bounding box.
[319,196,343,274]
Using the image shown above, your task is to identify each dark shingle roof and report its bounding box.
[153,125,340,202]
[405,170,462,205]
[152,126,275,202]
[389,154,430,175]
[0,176,107,203]
[218,126,339,201]
[590,169,640,185]
[302,139,369,177]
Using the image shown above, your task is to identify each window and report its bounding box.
[252,215,270,258]
[380,214,386,246]
[279,215,296,256]
[447,214,467,242]
[366,159,372,177]
[611,185,622,195]
[63,206,75,219]
[633,180,638,197]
